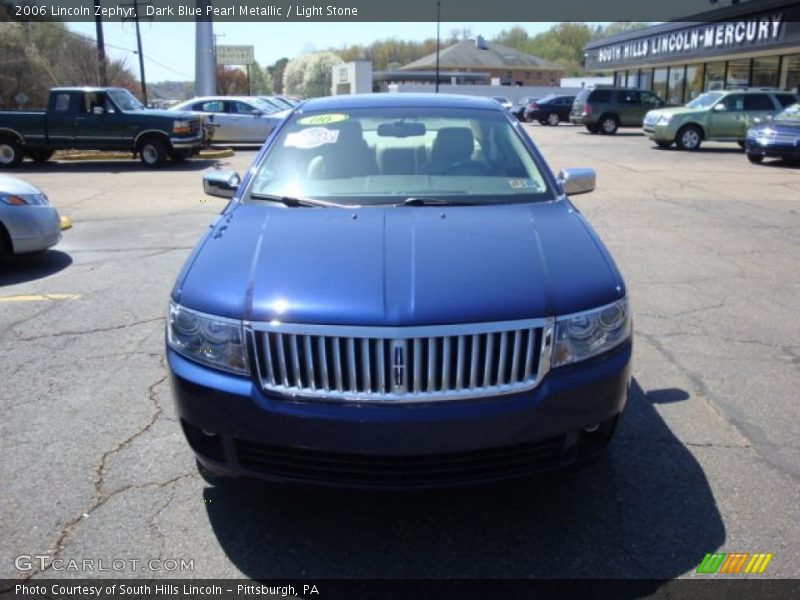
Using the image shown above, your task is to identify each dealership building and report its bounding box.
[583,0,800,104]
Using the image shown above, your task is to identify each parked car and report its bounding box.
[167,93,631,488]
[0,175,61,260]
[525,94,577,126]
[745,102,800,164]
[643,89,798,151]
[491,96,513,111]
[0,87,203,168]
[511,97,538,121]
[570,86,667,134]
[256,96,289,113]
[170,96,289,144]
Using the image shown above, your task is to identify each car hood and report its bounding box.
[748,119,800,134]
[648,106,697,119]
[132,108,197,120]
[0,175,42,195]
[174,201,625,325]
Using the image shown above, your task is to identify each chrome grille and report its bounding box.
[252,319,553,403]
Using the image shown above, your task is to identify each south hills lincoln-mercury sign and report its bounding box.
[585,11,796,70]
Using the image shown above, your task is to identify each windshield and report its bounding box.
[775,103,800,121]
[686,92,723,109]
[107,89,144,111]
[245,106,553,206]
[492,97,510,103]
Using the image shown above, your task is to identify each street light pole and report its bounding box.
[435,0,441,93]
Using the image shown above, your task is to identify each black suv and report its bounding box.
[525,94,576,126]
[570,86,668,134]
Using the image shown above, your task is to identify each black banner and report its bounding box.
[2,0,799,23]
[3,579,800,600]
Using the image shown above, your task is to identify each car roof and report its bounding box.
[300,93,502,112]
[51,87,129,93]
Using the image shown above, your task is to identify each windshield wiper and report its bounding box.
[401,197,473,207]
[249,193,353,208]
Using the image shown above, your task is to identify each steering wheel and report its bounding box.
[441,161,492,176]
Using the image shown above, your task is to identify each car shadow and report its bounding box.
[12,158,223,175]
[576,131,646,137]
[202,377,724,586]
[753,157,800,168]
[0,250,72,285]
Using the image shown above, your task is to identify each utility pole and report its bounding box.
[94,0,108,85]
[121,0,152,105]
[435,0,441,93]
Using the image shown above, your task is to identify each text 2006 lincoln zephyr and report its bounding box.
[167,93,632,487]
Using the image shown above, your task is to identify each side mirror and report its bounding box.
[713,103,727,111]
[92,106,105,115]
[203,170,241,199]
[251,110,263,116]
[557,168,596,196]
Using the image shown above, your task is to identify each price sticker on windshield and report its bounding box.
[284,127,340,149]
[296,113,350,126]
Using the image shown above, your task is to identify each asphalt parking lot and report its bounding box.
[2,124,799,582]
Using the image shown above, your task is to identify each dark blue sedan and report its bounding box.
[746,103,800,164]
[167,93,632,488]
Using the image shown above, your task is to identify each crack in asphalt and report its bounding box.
[15,317,164,342]
[15,359,197,581]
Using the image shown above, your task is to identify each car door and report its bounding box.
[227,101,272,143]
[617,90,641,126]
[709,94,746,139]
[46,91,80,148]
[75,92,127,149]
[192,100,228,142]
[558,96,575,121]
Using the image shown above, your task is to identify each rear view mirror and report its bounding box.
[557,168,596,196]
[203,170,241,199]
[377,121,426,137]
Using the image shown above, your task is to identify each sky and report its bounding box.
[67,21,563,83]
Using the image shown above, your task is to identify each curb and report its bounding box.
[54,148,235,161]
[60,215,72,230]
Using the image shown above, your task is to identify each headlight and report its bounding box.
[0,193,48,206]
[167,302,249,375]
[552,298,631,367]
[657,114,673,126]
[172,120,191,135]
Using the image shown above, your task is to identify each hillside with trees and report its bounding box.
[0,21,138,109]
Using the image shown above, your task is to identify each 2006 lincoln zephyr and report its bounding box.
[167,93,632,487]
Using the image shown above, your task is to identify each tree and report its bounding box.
[249,60,272,95]
[216,65,248,95]
[268,58,288,94]
[282,54,310,96]
[301,51,343,98]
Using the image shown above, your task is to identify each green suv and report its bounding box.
[570,86,668,134]
[643,89,797,151]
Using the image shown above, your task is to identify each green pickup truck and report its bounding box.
[0,87,204,168]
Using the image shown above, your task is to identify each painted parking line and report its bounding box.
[0,293,81,303]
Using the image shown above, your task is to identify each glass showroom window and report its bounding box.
[784,54,800,92]
[626,70,640,88]
[752,56,780,88]
[704,61,725,91]
[653,68,668,100]
[667,66,686,104]
[726,58,751,88]
[685,64,704,101]
[639,69,653,92]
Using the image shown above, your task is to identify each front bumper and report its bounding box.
[170,133,204,150]
[169,339,632,487]
[3,205,61,254]
[745,140,800,160]
[569,114,590,125]
[644,123,677,141]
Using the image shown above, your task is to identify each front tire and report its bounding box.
[139,137,168,168]
[0,139,24,168]
[675,125,702,151]
[546,112,560,126]
[747,152,764,164]
[599,115,619,135]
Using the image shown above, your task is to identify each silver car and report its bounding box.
[0,175,61,259]
[170,96,289,144]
